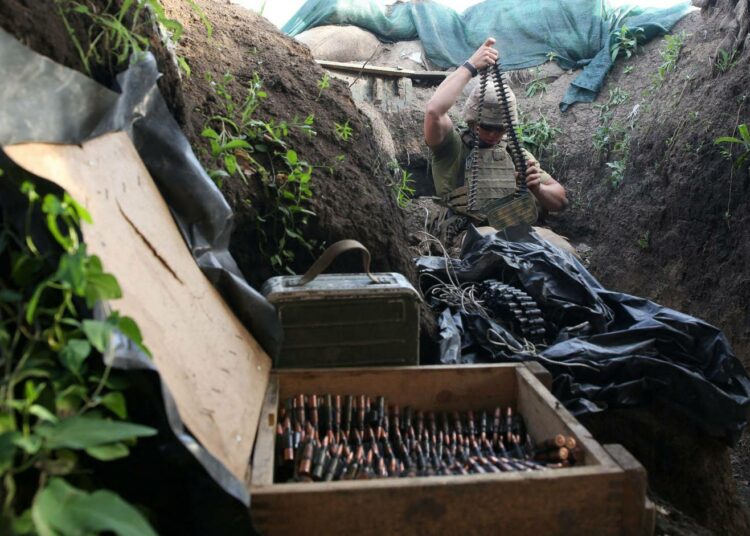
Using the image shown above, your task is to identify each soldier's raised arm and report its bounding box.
[423,38,499,148]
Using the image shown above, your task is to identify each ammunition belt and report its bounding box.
[479,281,546,343]
[275,394,582,483]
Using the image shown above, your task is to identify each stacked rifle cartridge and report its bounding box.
[275,394,584,483]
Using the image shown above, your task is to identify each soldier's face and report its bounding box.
[477,124,505,145]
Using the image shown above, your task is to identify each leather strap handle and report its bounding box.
[296,239,380,286]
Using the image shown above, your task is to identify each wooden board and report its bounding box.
[316,60,447,80]
[4,133,272,482]
[249,364,651,535]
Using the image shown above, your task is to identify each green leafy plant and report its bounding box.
[516,113,561,159]
[334,120,353,142]
[56,0,191,76]
[546,51,559,62]
[636,230,650,250]
[623,65,634,75]
[610,24,644,61]
[655,32,687,85]
[57,0,211,78]
[202,72,320,273]
[606,158,626,186]
[715,48,739,73]
[316,72,330,100]
[0,174,156,534]
[386,162,415,208]
[525,70,548,98]
[715,124,750,169]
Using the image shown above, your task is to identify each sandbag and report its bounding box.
[295,25,380,62]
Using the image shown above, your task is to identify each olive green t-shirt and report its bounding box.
[430,129,552,198]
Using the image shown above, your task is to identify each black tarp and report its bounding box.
[418,226,750,444]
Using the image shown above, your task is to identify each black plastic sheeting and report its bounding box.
[0,29,275,532]
[418,226,750,445]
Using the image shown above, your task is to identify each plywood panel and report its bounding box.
[4,133,271,481]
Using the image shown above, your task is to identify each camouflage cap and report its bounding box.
[462,82,519,128]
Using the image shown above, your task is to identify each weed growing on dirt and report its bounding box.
[610,24,644,61]
[636,230,650,250]
[201,72,320,273]
[654,32,687,86]
[334,120,353,142]
[623,65,634,75]
[316,72,330,100]
[56,0,207,78]
[516,113,561,159]
[387,162,416,208]
[606,158,627,186]
[715,124,750,170]
[0,173,156,535]
[525,71,548,98]
[715,49,739,74]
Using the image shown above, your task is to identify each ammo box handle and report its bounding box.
[296,240,381,285]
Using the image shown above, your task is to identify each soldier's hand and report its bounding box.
[467,38,499,70]
[518,160,543,192]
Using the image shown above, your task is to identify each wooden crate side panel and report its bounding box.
[274,365,518,411]
[251,469,625,536]
[250,376,280,488]
[603,444,652,536]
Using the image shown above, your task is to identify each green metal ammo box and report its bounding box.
[261,240,420,368]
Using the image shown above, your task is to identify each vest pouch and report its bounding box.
[485,193,538,230]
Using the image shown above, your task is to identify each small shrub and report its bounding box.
[715,48,739,73]
[334,120,353,142]
[610,24,644,62]
[715,124,750,170]
[516,113,561,159]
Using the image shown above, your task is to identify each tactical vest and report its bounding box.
[443,131,517,221]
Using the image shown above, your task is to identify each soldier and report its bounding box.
[423,37,570,250]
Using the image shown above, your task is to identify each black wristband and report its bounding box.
[462,60,478,78]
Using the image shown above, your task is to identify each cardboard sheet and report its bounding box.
[4,132,272,482]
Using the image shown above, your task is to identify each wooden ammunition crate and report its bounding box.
[248,363,654,535]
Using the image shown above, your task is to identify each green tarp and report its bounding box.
[283,0,695,110]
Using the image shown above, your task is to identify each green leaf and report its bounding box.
[285,150,298,165]
[100,392,127,419]
[0,289,22,302]
[201,127,219,140]
[11,508,33,534]
[64,193,92,224]
[714,136,741,145]
[738,123,750,143]
[224,154,238,175]
[32,478,158,536]
[13,434,42,455]
[85,442,130,461]
[82,319,113,353]
[0,432,19,472]
[36,415,156,450]
[29,405,58,423]
[177,56,191,77]
[55,249,87,294]
[59,339,92,375]
[25,281,48,324]
[25,381,45,404]
[84,271,122,307]
[222,139,252,151]
[116,316,151,357]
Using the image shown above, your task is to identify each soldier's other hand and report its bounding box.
[468,37,499,70]
[522,160,542,191]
